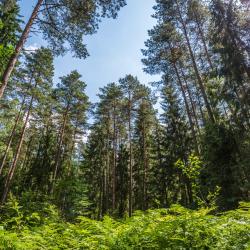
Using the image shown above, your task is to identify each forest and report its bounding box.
[0,0,249,249]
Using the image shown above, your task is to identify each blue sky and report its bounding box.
[19,0,160,102]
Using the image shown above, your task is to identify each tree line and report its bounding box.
[0,0,249,219]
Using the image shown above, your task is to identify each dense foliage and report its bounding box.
[0,198,249,249]
[0,0,249,248]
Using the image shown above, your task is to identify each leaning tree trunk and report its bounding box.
[0,0,44,98]
[179,66,201,135]
[175,0,215,123]
[0,98,26,175]
[193,12,214,71]
[172,61,200,154]
[1,95,34,203]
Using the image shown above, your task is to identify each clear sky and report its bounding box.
[19,0,160,103]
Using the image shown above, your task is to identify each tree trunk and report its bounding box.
[103,118,110,215]
[51,103,69,193]
[102,167,107,215]
[20,134,34,172]
[193,12,214,71]
[155,122,167,207]
[112,102,117,211]
[0,98,26,175]
[175,0,215,123]
[142,118,148,210]
[1,95,34,203]
[179,66,201,135]
[67,123,78,176]
[128,96,133,217]
[172,62,200,154]
[0,0,44,98]
[196,90,206,124]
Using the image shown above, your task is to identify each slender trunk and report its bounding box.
[193,12,214,71]
[0,98,26,175]
[33,127,46,166]
[67,124,78,176]
[102,167,107,215]
[20,134,33,171]
[112,103,117,211]
[179,66,201,135]
[104,118,110,214]
[128,97,133,217]
[155,122,167,207]
[98,174,103,220]
[175,0,215,123]
[172,62,200,154]
[1,96,34,203]
[51,103,69,193]
[0,0,44,98]
[234,89,250,128]
[229,29,250,81]
[197,91,206,124]
[70,126,78,158]
[142,118,148,210]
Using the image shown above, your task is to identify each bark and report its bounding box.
[67,124,78,176]
[175,0,215,123]
[98,174,103,220]
[155,122,167,207]
[197,91,206,124]
[103,117,110,215]
[193,11,214,71]
[1,95,34,203]
[0,0,44,98]
[179,66,201,135]
[20,134,33,172]
[172,61,200,154]
[102,167,107,216]
[112,102,117,211]
[51,103,69,193]
[0,98,26,175]
[142,118,148,210]
[128,95,133,217]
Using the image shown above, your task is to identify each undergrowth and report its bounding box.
[0,199,249,250]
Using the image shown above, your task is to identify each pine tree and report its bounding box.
[210,0,250,127]
[0,0,21,76]
[0,0,126,98]
[119,75,142,216]
[51,70,89,194]
[133,85,155,210]
[1,47,54,203]
[159,80,191,206]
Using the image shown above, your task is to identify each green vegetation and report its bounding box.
[0,0,249,248]
[0,198,249,250]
